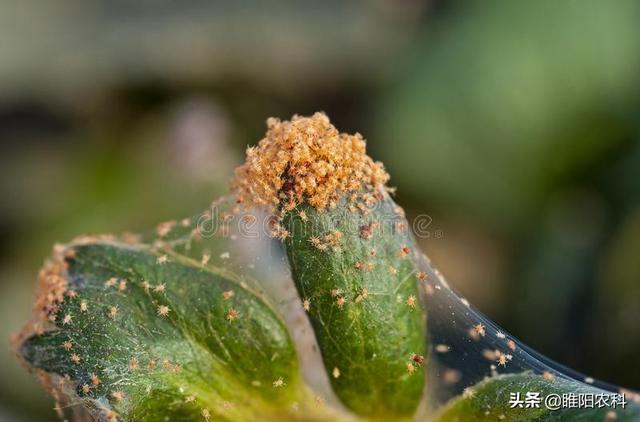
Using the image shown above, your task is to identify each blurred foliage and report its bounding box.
[378,0,640,230]
[1,0,640,420]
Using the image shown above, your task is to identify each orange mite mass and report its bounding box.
[232,112,389,212]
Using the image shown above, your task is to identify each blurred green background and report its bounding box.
[2,0,640,420]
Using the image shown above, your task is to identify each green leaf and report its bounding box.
[434,372,640,421]
[282,192,427,419]
[17,239,339,421]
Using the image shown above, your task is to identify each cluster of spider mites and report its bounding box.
[232,112,390,214]
[232,112,419,317]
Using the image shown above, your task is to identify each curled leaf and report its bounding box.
[283,192,427,419]
[16,239,335,421]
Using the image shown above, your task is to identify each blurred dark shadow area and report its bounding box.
[1,1,640,420]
